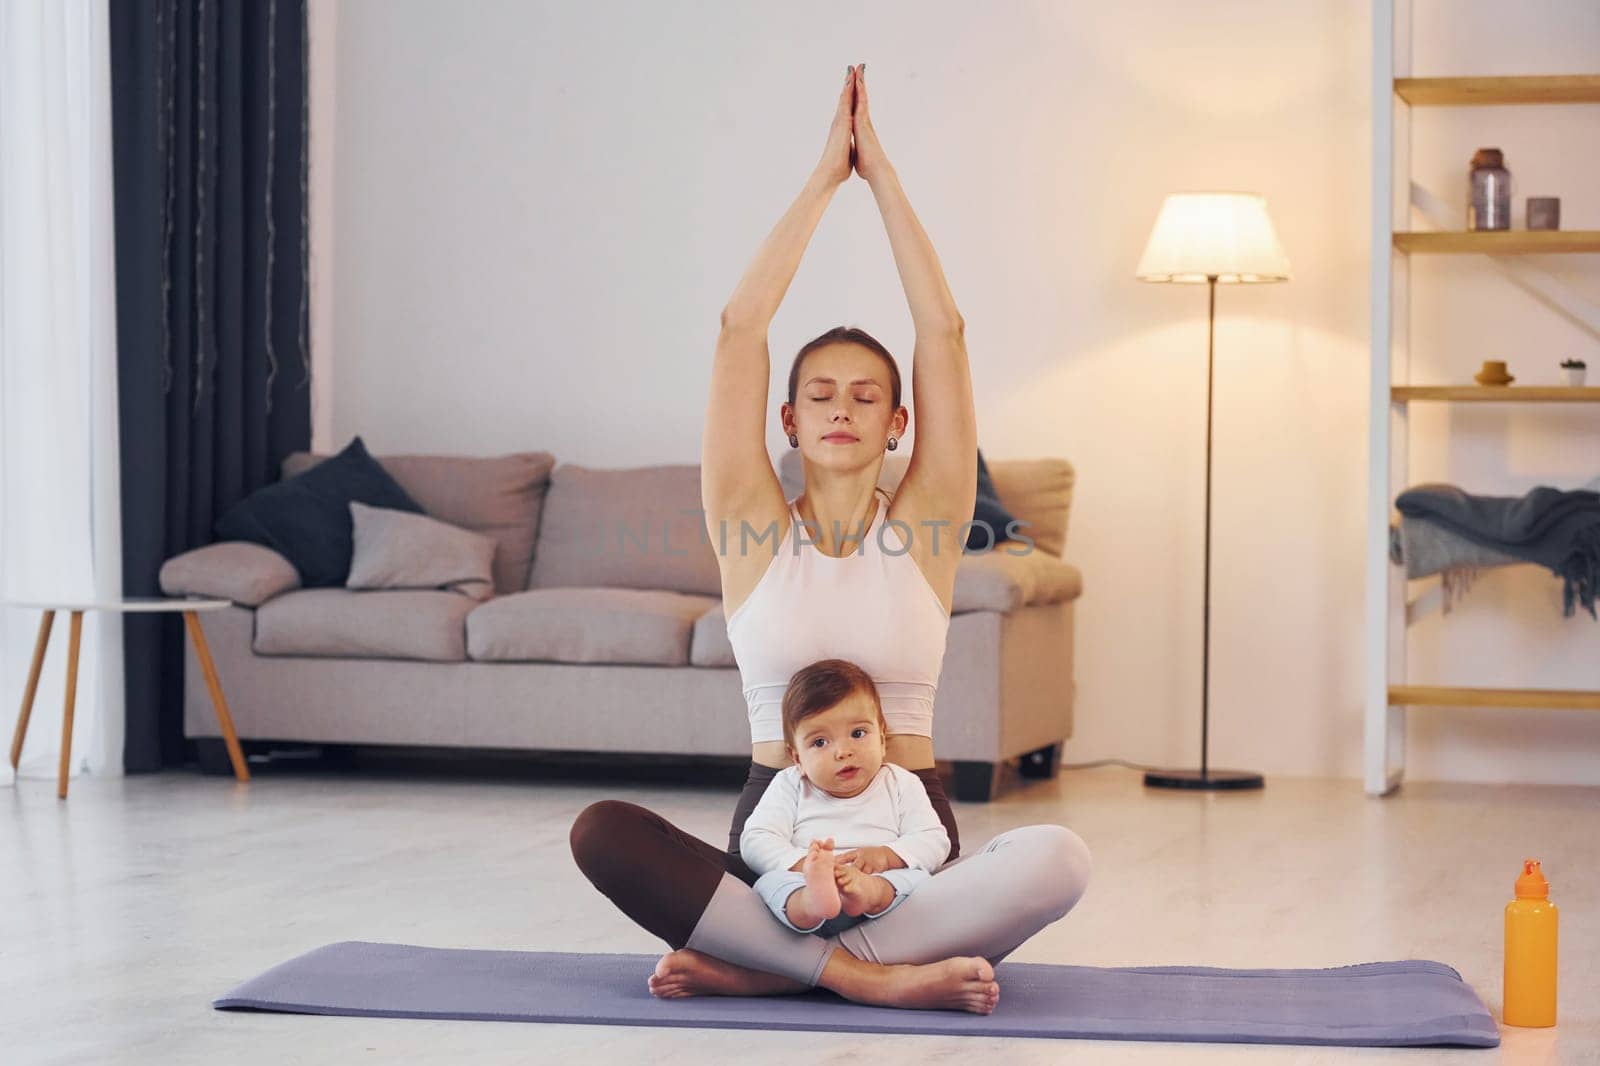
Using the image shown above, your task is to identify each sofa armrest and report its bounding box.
[159,542,301,607]
[952,546,1083,613]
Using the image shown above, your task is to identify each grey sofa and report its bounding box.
[160,446,1084,801]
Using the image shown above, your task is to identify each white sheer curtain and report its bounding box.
[0,0,124,788]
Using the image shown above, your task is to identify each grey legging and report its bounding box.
[569,763,1093,986]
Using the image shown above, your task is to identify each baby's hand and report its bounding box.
[790,837,835,872]
[836,845,904,875]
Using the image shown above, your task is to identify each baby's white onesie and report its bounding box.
[739,763,951,876]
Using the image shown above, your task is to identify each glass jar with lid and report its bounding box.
[1468,148,1511,232]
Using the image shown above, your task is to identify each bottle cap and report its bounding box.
[1514,859,1549,899]
[1471,147,1505,169]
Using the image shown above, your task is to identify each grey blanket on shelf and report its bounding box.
[1394,483,1600,619]
[1389,518,1521,577]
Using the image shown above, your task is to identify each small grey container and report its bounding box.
[1526,197,1560,230]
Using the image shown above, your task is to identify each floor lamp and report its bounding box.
[1135,192,1291,791]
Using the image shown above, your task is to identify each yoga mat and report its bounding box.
[213,941,1499,1047]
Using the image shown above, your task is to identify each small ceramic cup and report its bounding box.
[1526,197,1560,231]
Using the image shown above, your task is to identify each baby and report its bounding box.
[739,658,951,936]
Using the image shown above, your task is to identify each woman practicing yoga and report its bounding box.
[569,63,1092,1015]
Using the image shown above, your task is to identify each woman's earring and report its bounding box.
[886,437,898,451]
[788,433,799,448]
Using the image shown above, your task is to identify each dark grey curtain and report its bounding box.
[110,0,312,772]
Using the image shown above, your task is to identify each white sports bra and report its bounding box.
[724,487,952,745]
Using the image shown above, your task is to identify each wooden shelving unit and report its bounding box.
[1391,686,1600,712]
[1393,231,1600,255]
[1392,386,1600,403]
[1394,74,1600,106]
[1367,2,1600,797]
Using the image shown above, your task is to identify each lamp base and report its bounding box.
[1143,768,1264,791]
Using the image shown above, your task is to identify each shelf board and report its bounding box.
[1390,686,1600,711]
[1393,231,1600,254]
[1394,75,1600,106]
[1392,386,1600,403]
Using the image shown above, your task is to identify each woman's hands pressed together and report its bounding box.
[815,64,891,191]
[815,66,857,189]
[848,64,890,185]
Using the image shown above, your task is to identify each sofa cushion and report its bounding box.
[968,448,1020,550]
[254,588,475,661]
[216,436,425,587]
[779,449,1074,557]
[283,449,556,595]
[690,603,736,667]
[467,588,720,665]
[952,549,1084,613]
[347,502,498,601]
[159,541,302,606]
[986,458,1073,559]
[526,464,721,596]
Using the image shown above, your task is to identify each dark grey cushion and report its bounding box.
[968,448,1020,550]
[283,449,556,595]
[216,436,425,588]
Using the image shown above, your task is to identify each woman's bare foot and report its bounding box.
[650,947,1000,1016]
[824,952,1001,1015]
[835,863,896,917]
[786,839,841,929]
[648,948,809,998]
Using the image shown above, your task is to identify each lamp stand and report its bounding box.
[1145,276,1265,792]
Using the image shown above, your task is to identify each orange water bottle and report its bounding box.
[1503,859,1557,1027]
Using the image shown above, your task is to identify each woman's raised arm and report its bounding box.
[702,67,858,523]
[851,66,977,534]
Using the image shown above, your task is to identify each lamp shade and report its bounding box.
[1135,192,1291,284]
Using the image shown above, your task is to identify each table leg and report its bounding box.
[183,610,250,783]
[10,610,55,770]
[57,611,83,799]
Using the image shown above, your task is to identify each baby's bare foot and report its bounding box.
[787,840,841,928]
[648,949,808,998]
[836,864,896,917]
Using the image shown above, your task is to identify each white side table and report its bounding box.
[4,597,249,797]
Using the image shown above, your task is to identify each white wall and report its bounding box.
[312,0,1600,786]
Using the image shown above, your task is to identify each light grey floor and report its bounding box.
[3,759,1595,1065]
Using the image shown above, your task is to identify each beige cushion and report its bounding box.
[953,550,1083,612]
[527,464,721,596]
[689,603,736,667]
[778,450,1075,558]
[159,542,301,606]
[467,587,719,665]
[254,588,475,661]
[347,502,497,601]
[987,459,1073,559]
[282,450,555,595]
